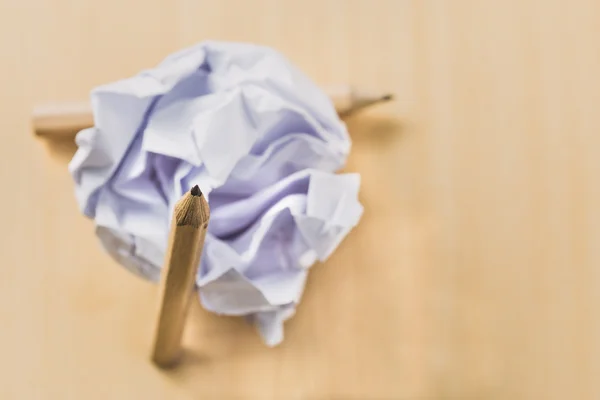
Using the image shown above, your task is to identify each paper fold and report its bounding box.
[69,40,362,346]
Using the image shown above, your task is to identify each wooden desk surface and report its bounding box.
[1,1,599,399]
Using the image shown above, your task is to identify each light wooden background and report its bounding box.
[1,0,599,399]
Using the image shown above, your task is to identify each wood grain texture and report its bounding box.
[1,0,599,398]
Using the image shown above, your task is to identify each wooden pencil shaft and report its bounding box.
[32,85,392,139]
[151,190,209,368]
[151,225,204,367]
[33,104,93,137]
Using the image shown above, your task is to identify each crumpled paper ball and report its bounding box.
[69,40,363,346]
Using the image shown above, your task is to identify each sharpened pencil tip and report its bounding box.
[190,185,202,197]
[382,94,393,101]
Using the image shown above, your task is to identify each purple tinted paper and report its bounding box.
[69,41,363,346]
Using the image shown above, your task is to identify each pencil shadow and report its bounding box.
[40,137,78,163]
[34,113,402,165]
[156,348,211,375]
[156,301,266,384]
[343,113,404,148]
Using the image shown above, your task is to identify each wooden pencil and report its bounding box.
[32,85,393,139]
[151,185,210,368]
[326,85,394,118]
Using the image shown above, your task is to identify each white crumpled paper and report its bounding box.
[69,40,363,346]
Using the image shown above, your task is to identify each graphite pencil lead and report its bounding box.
[190,185,202,197]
